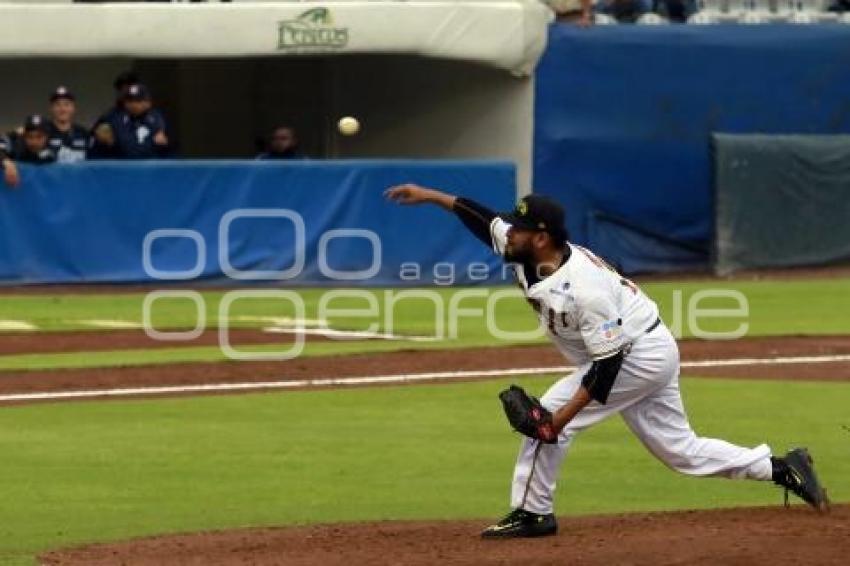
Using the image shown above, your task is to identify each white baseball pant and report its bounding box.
[511,324,774,514]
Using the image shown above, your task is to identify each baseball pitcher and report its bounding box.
[384,184,829,538]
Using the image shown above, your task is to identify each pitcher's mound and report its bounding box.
[42,505,849,565]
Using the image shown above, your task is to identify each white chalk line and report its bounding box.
[1,353,848,403]
[45,317,428,342]
[0,316,429,344]
[682,355,850,367]
[263,326,438,342]
[0,320,38,331]
[234,316,328,327]
[78,319,143,329]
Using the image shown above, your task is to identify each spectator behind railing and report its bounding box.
[597,0,653,22]
[0,133,20,188]
[655,0,697,22]
[89,70,139,159]
[548,0,693,25]
[255,126,303,160]
[92,83,171,159]
[547,0,596,25]
[47,86,89,163]
[1,115,57,188]
[8,115,57,165]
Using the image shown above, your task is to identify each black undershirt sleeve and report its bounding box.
[580,350,625,404]
[452,197,498,248]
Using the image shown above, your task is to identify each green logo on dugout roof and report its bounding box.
[277,8,349,51]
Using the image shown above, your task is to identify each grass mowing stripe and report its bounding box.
[1,279,849,335]
[643,279,850,336]
[2,279,850,372]
[0,336,522,372]
[0,376,847,565]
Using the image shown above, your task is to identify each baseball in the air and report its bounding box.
[337,116,360,136]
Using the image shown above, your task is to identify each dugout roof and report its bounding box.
[0,1,551,76]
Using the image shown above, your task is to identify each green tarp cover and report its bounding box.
[714,134,850,275]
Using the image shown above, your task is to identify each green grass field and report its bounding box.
[1,278,849,565]
[2,278,850,371]
[1,378,848,566]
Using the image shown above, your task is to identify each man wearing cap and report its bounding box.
[0,134,20,188]
[101,83,170,159]
[8,115,56,165]
[384,183,829,538]
[89,70,140,159]
[1,115,56,187]
[47,86,89,163]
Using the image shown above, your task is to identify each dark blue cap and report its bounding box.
[23,114,49,133]
[50,85,75,102]
[124,83,151,101]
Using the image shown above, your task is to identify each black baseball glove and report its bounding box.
[499,385,557,443]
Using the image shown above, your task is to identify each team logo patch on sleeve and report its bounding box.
[599,320,622,340]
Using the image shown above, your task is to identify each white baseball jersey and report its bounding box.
[490,217,659,365]
[486,216,774,516]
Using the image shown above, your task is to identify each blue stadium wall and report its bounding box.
[8,25,850,285]
[533,24,850,274]
[0,161,514,286]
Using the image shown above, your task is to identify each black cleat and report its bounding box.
[772,447,829,513]
[481,508,557,539]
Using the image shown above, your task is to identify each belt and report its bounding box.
[644,317,661,334]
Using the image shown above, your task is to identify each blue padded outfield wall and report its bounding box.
[0,161,515,285]
[534,25,850,274]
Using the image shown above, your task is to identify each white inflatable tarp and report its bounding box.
[0,1,552,75]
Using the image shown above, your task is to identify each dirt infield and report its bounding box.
[41,505,849,565]
[2,336,850,399]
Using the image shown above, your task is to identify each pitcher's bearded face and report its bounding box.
[504,227,536,264]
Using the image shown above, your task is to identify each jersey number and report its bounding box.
[546,307,572,335]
